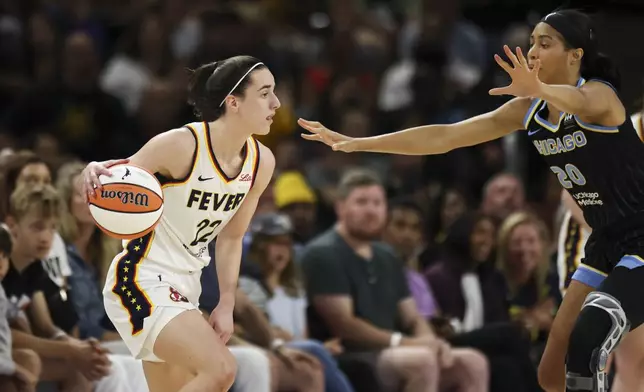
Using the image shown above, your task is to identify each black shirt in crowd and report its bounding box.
[2,260,78,334]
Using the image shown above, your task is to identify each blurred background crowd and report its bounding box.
[0,0,643,391]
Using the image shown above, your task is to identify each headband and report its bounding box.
[218,62,264,107]
[541,12,595,54]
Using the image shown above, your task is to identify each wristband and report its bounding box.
[271,338,285,350]
[390,332,402,347]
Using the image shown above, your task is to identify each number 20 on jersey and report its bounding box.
[550,164,587,189]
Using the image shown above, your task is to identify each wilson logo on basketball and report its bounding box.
[239,174,252,182]
[91,183,163,214]
[101,190,149,207]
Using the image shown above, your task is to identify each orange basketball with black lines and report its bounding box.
[88,164,164,240]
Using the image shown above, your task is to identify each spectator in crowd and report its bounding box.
[0,225,41,392]
[100,6,176,115]
[239,212,356,392]
[200,247,327,392]
[54,162,124,346]
[302,169,489,392]
[3,184,104,391]
[496,212,558,357]
[382,198,439,322]
[480,173,525,225]
[0,151,74,337]
[231,287,325,392]
[273,171,319,255]
[1,31,131,161]
[420,185,471,269]
[424,212,508,331]
[421,211,540,391]
[0,150,53,221]
[4,184,148,392]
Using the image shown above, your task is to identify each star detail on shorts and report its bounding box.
[123,267,129,273]
[134,245,140,251]
[125,259,131,264]
[126,291,132,297]
[121,285,126,291]
[131,298,136,304]
[136,305,142,311]
[123,277,128,282]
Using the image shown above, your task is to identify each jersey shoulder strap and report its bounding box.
[523,98,543,129]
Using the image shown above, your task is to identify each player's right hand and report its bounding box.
[68,339,111,381]
[298,119,359,152]
[81,158,129,201]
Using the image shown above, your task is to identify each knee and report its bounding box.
[12,349,42,378]
[304,359,325,384]
[410,347,440,377]
[455,349,489,380]
[199,349,237,390]
[291,340,334,363]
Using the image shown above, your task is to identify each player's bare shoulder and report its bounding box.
[129,126,198,180]
[252,141,276,192]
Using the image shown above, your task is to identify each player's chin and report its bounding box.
[255,124,272,136]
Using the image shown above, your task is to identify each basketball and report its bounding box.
[89,164,164,240]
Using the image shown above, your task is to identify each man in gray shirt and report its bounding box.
[302,169,489,392]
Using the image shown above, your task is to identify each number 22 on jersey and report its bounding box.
[191,218,223,246]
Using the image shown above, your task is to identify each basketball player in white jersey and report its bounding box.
[557,111,644,391]
[79,55,278,392]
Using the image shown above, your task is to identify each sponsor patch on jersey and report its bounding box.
[169,287,189,303]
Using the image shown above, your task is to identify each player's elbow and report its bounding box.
[537,357,560,392]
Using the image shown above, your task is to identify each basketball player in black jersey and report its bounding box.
[301,9,640,392]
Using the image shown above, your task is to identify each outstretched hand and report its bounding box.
[489,45,543,98]
[298,118,358,152]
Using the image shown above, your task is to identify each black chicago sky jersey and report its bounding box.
[525,77,644,230]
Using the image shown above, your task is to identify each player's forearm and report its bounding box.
[214,237,243,309]
[352,125,452,155]
[536,83,588,116]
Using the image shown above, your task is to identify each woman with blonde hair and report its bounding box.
[496,212,559,354]
[55,162,124,344]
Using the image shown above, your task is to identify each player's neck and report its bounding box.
[208,119,252,164]
[549,72,580,88]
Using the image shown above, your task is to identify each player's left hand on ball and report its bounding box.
[209,307,234,344]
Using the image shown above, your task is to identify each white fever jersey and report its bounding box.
[139,121,260,273]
